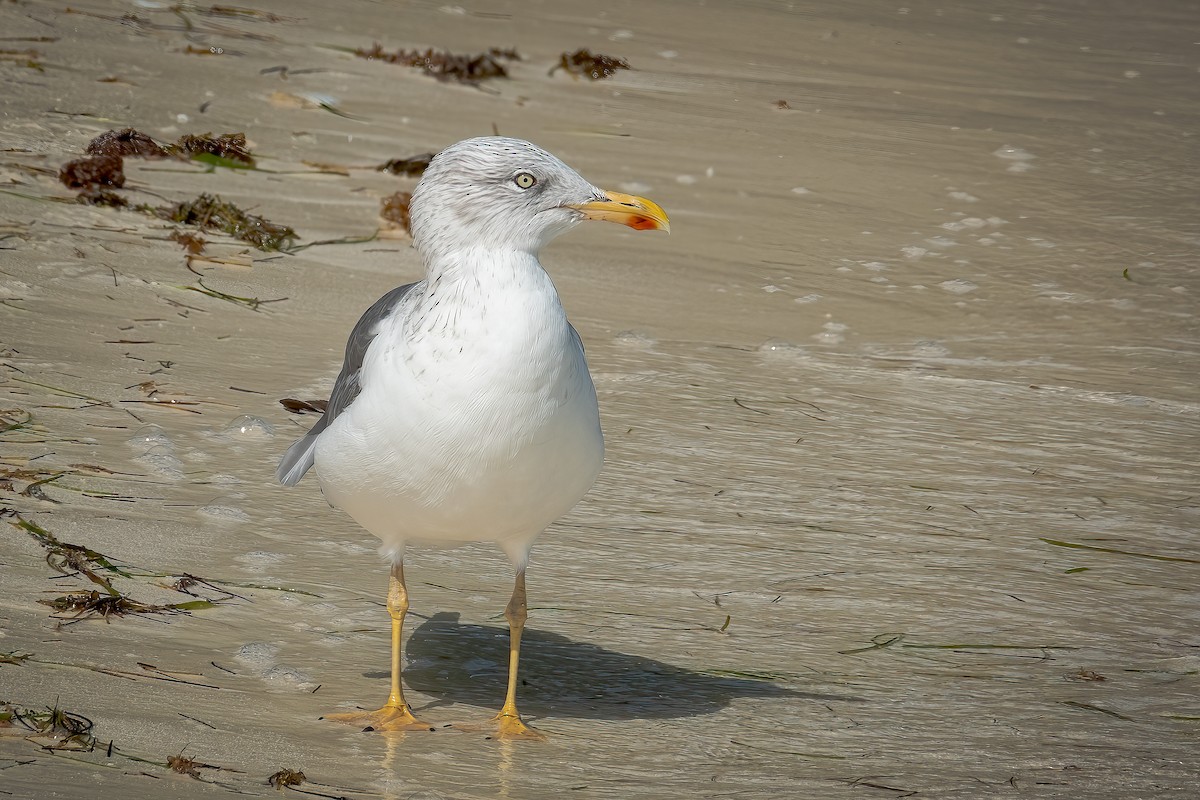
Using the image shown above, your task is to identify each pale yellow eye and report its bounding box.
[513,172,537,189]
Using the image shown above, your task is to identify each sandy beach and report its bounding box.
[2,1,1198,797]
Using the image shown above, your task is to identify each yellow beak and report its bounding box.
[567,190,670,233]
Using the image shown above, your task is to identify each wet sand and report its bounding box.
[2,1,1198,797]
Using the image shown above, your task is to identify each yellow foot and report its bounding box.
[321,706,435,733]
[491,712,546,741]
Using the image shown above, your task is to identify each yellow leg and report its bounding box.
[322,562,434,732]
[491,570,544,739]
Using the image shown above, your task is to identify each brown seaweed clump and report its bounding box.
[171,132,256,167]
[550,49,631,80]
[60,151,130,206]
[156,193,297,251]
[85,128,170,158]
[377,153,433,177]
[39,590,155,623]
[268,769,306,789]
[380,191,413,235]
[170,229,207,255]
[354,44,520,83]
[84,128,255,166]
[59,154,125,189]
[77,188,129,208]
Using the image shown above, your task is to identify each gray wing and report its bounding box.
[276,282,418,486]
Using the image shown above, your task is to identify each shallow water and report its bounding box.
[1,1,1197,798]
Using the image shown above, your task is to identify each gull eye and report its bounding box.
[513,172,537,189]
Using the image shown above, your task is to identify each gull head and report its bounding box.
[409,136,668,258]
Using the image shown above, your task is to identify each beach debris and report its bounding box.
[0,651,32,666]
[171,132,256,168]
[280,398,328,415]
[550,49,631,80]
[1,408,32,435]
[86,128,170,158]
[0,47,45,71]
[354,43,520,83]
[77,187,130,208]
[380,191,413,235]
[83,128,256,167]
[54,130,302,251]
[200,5,293,23]
[40,590,174,623]
[6,508,132,593]
[268,768,307,789]
[167,751,231,780]
[184,277,288,310]
[166,573,247,601]
[155,193,297,251]
[6,509,234,623]
[1,703,96,751]
[59,154,125,189]
[170,229,207,255]
[377,153,433,177]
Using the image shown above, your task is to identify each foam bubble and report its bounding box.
[223,415,274,439]
[197,504,250,523]
[939,279,978,295]
[993,145,1036,161]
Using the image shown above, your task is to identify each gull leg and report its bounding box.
[492,569,544,739]
[323,562,433,732]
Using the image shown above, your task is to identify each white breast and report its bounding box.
[312,250,603,561]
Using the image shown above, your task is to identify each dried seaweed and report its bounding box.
[1,408,33,435]
[377,153,432,177]
[168,751,232,779]
[183,277,288,310]
[60,131,296,248]
[354,43,520,83]
[39,589,215,624]
[0,651,32,666]
[280,398,328,414]
[268,768,306,789]
[1040,537,1200,564]
[166,573,246,601]
[0,48,46,71]
[170,229,207,255]
[41,590,156,620]
[77,187,129,208]
[203,5,292,23]
[7,510,229,623]
[59,154,125,189]
[156,193,296,251]
[171,132,255,167]
[86,128,170,158]
[84,128,256,167]
[3,703,95,751]
[7,508,132,595]
[380,191,412,235]
[550,49,631,80]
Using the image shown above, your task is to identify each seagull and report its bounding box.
[276,137,668,738]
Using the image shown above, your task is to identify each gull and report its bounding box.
[277,137,668,738]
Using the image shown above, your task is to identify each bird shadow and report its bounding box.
[372,612,860,720]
